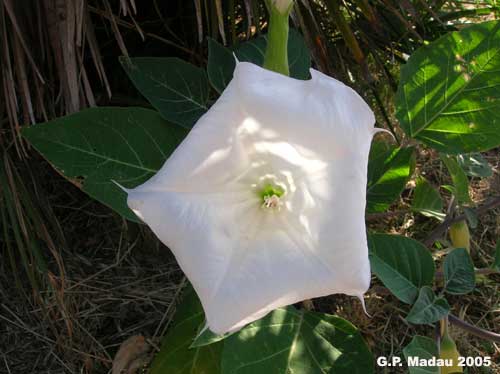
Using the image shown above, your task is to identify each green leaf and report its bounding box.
[403,336,439,374]
[406,286,450,325]
[457,153,493,178]
[443,248,476,294]
[206,29,311,93]
[440,154,471,204]
[221,307,373,374]
[207,37,236,94]
[22,107,187,222]
[367,143,415,213]
[120,57,209,128]
[463,206,478,228]
[412,177,445,220]
[396,21,500,154]
[493,240,500,271]
[150,286,222,374]
[368,234,435,304]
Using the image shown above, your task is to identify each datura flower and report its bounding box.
[125,61,379,334]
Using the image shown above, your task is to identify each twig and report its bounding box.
[153,276,187,340]
[423,196,500,247]
[2,354,12,374]
[448,314,500,343]
[0,311,111,363]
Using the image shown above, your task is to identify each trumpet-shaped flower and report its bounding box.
[125,62,378,334]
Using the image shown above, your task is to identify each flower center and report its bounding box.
[259,184,285,210]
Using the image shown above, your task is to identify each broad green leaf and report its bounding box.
[22,107,187,222]
[221,307,373,374]
[207,37,236,94]
[443,248,476,294]
[367,143,415,213]
[403,336,439,374]
[368,234,435,304]
[494,240,500,271]
[406,286,450,325]
[120,57,209,128]
[150,286,222,374]
[440,154,471,204]
[457,153,493,178]
[206,29,311,93]
[412,177,445,220]
[396,21,500,154]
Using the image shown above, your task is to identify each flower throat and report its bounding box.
[259,184,285,209]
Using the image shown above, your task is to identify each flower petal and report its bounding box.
[127,62,376,334]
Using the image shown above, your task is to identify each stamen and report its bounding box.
[262,194,282,210]
[258,183,285,210]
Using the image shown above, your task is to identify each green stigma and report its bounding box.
[259,184,285,202]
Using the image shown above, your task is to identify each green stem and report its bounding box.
[263,1,292,76]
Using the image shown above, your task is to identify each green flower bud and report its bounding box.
[440,331,463,374]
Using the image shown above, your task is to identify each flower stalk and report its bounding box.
[263,0,294,76]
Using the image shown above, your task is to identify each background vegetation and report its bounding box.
[1,1,499,373]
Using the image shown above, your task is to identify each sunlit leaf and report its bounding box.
[221,307,373,374]
[367,143,415,213]
[153,289,373,373]
[396,21,500,154]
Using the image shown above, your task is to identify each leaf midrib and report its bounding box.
[31,136,158,173]
[370,252,417,300]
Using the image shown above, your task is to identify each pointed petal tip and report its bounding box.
[111,179,130,194]
[373,127,395,141]
[189,322,210,348]
[357,293,371,318]
[308,68,323,81]
[111,180,145,220]
[232,52,239,64]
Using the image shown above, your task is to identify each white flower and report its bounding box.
[125,62,377,334]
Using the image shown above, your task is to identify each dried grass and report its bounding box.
[0,173,183,373]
